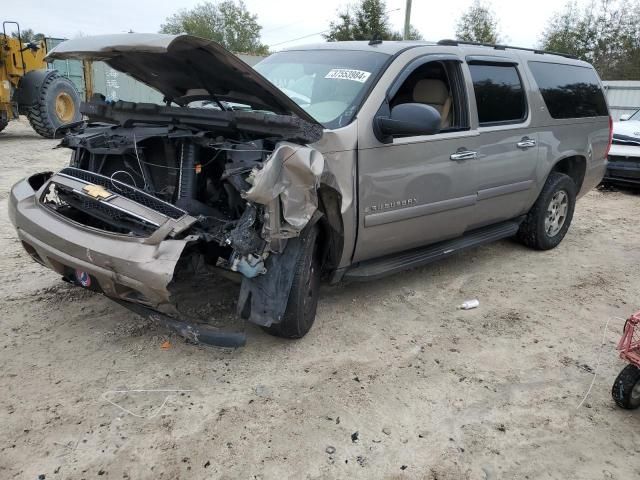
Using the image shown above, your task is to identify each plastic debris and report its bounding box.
[460,299,480,310]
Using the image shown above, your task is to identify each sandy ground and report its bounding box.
[1,118,639,480]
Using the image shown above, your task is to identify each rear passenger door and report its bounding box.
[464,58,539,229]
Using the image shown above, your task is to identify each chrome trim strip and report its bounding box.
[477,180,534,201]
[364,180,534,228]
[364,195,476,227]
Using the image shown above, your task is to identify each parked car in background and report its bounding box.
[604,109,640,187]
[8,34,611,346]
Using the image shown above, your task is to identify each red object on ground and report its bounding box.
[617,311,640,366]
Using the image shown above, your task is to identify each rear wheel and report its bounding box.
[612,364,640,409]
[0,120,7,133]
[26,72,81,138]
[516,172,576,250]
[262,225,321,339]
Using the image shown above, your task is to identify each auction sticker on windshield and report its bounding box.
[324,69,371,83]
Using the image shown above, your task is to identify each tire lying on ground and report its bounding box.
[26,72,82,138]
[516,172,577,250]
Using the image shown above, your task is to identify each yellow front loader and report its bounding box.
[1,21,81,137]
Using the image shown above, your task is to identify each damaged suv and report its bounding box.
[9,34,610,347]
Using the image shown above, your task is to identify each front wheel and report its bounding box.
[262,225,321,339]
[516,172,577,250]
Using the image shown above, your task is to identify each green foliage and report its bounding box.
[11,29,45,44]
[324,0,423,41]
[455,0,501,43]
[540,0,640,79]
[160,0,269,55]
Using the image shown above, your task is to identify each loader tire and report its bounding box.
[0,119,7,133]
[26,72,81,138]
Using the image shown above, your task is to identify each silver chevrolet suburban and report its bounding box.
[8,34,611,346]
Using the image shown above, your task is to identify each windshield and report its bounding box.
[255,50,389,129]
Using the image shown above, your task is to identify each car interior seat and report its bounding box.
[412,79,452,129]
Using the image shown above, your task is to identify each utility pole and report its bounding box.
[403,0,412,40]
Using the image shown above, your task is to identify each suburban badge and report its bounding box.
[367,197,418,213]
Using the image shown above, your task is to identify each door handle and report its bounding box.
[450,150,478,161]
[516,138,536,149]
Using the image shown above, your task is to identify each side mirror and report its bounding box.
[376,103,441,143]
[620,114,631,121]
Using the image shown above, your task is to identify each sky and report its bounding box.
[6,0,589,52]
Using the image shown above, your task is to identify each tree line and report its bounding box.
[158,0,640,79]
[456,0,640,80]
[13,0,640,79]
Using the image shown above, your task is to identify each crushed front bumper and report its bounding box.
[8,172,246,347]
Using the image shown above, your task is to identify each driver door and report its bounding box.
[353,55,482,263]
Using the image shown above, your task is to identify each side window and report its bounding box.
[527,61,608,119]
[389,60,469,131]
[469,63,527,125]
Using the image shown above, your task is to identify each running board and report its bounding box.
[344,220,521,281]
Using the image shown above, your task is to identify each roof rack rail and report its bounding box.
[437,39,578,60]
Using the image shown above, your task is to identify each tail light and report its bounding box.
[605,115,613,158]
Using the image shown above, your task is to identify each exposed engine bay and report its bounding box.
[38,99,326,334]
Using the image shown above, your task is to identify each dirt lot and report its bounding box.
[1,118,639,479]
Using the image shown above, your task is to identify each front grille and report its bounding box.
[59,167,186,220]
[41,182,158,237]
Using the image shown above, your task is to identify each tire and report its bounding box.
[0,119,7,133]
[516,172,577,250]
[25,72,81,139]
[612,364,640,409]
[262,225,321,339]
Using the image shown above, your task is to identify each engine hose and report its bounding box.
[178,140,199,199]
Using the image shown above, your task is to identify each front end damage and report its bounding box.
[9,98,327,347]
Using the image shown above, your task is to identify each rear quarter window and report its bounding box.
[528,61,608,119]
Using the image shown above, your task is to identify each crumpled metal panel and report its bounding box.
[244,142,324,231]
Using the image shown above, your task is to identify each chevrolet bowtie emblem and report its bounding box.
[82,184,112,200]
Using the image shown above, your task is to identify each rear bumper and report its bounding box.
[9,174,189,312]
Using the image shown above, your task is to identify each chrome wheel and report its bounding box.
[544,190,568,237]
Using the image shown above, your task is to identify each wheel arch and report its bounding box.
[549,155,587,193]
[316,183,344,277]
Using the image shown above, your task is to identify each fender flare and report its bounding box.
[14,69,59,109]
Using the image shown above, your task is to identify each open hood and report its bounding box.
[46,33,321,126]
